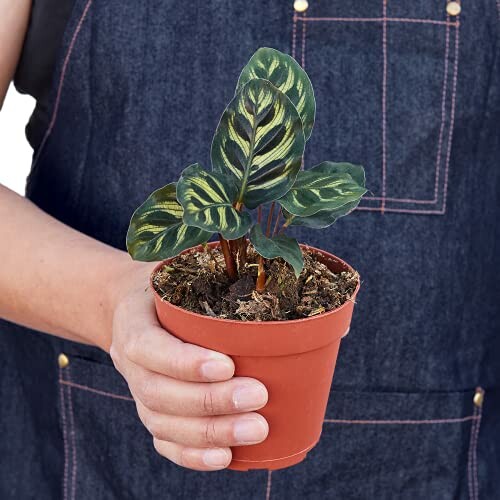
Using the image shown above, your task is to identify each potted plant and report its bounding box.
[126,48,367,471]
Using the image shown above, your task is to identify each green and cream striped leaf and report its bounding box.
[126,183,212,261]
[282,199,361,229]
[249,224,304,277]
[278,161,367,217]
[237,47,316,140]
[211,78,305,209]
[282,162,366,228]
[177,164,252,240]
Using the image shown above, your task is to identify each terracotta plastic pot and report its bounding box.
[151,243,360,471]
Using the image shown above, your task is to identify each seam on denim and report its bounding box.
[472,396,483,500]
[265,470,272,500]
[66,367,77,500]
[58,368,69,500]
[301,11,307,68]
[381,0,388,212]
[441,16,461,215]
[433,16,452,201]
[299,17,458,26]
[32,0,94,168]
[324,415,480,424]
[59,379,135,401]
[467,388,484,500]
[292,14,298,59]
[357,206,447,214]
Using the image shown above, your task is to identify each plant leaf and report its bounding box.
[249,224,304,277]
[126,183,212,261]
[211,78,305,209]
[282,199,361,229]
[278,161,367,217]
[177,164,252,240]
[237,47,316,140]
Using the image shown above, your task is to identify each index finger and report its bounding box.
[124,325,235,383]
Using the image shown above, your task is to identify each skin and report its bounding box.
[0,1,269,471]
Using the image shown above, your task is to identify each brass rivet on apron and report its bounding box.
[294,0,309,13]
[473,389,484,408]
[446,1,461,16]
[58,353,70,368]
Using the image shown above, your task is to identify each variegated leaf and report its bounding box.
[282,199,361,229]
[282,162,366,228]
[211,78,305,209]
[278,161,367,217]
[177,164,252,240]
[126,183,212,261]
[249,224,304,277]
[237,47,316,140]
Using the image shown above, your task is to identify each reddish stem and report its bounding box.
[265,202,275,237]
[256,255,266,292]
[218,234,237,279]
[272,208,282,236]
[257,206,263,224]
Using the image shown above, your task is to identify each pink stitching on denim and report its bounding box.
[299,17,458,26]
[292,15,298,60]
[466,388,484,500]
[357,206,444,214]
[323,415,480,425]
[32,0,94,168]
[59,379,135,401]
[59,368,69,500]
[381,0,388,212]
[265,470,272,500]
[441,19,460,215]
[433,17,451,201]
[301,11,307,68]
[66,368,77,500]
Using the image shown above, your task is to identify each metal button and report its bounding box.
[58,353,70,368]
[446,1,461,16]
[473,389,484,408]
[294,0,309,13]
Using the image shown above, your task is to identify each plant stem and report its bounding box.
[272,208,282,236]
[279,216,293,234]
[256,255,266,292]
[266,202,275,237]
[237,236,247,268]
[218,234,237,279]
[257,206,263,224]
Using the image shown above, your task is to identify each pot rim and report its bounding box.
[150,242,360,325]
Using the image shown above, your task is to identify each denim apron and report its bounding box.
[1,1,499,499]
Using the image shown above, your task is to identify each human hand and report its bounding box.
[109,263,269,471]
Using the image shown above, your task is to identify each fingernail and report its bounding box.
[234,417,268,444]
[203,448,230,468]
[200,360,234,381]
[232,384,268,410]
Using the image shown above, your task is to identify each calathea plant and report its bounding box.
[127,48,367,292]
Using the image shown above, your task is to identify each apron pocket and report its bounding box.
[293,1,461,215]
[57,354,269,500]
[268,388,483,500]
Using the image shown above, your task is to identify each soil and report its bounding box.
[152,245,359,321]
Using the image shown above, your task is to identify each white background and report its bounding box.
[0,84,35,195]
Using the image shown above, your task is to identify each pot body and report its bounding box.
[152,244,360,471]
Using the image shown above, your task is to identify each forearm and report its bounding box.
[0,184,144,351]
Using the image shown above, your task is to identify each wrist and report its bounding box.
[101,254,156,352]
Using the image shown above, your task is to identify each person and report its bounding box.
[0,1,498,499]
